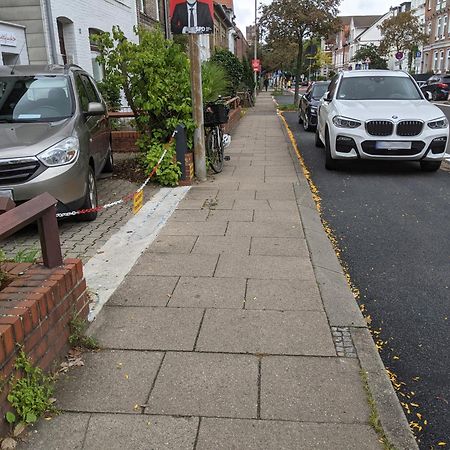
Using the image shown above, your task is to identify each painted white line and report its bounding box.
[85,186,190,321]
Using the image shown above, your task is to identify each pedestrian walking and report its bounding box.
[264,78,269,92]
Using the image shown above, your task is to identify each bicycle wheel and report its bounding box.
[206,126,224,173]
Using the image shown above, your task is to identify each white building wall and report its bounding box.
[0,21,30,65]
[45,0,138,76]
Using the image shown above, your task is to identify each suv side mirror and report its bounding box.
[324,91,332,102]
[425,91,432,102]
[86,102,106,116]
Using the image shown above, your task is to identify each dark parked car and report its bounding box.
[298,81,330,131]
[420,75,450,101]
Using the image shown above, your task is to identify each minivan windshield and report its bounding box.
[0,76,73,122]
[336,76,422,101]
[312,83,330,99]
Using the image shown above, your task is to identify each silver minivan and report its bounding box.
[0,64,112,221]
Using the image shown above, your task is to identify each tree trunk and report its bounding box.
[294,38,303,105]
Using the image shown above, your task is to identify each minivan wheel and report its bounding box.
[102,144,114,173]
[420,160,441,172]
[303,114,312,132]
[77,167,98,222]
[325,130,338,170]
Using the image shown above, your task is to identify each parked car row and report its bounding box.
[298,70,448,172]
[0,64,112,221]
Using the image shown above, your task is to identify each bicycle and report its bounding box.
[204,100,229,173]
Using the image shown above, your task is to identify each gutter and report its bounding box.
[43,0,59,64]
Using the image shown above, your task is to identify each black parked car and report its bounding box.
[298,81,330,131]
[420,75,450,101]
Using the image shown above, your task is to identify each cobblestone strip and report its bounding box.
[331,326,358,358]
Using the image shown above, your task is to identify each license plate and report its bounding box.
[376,141,412,150]
[0,190,13,200]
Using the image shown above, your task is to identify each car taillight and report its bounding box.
[437,83,448,88]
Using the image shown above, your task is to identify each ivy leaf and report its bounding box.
[5,411,16,424]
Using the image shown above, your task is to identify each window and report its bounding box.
[434,51,439,71]
[75,74,90,112]
[336,76,422,101]
[428,21,432,36]
[89,28,104,82]
[446,49,450,70]
[80,74,100,103]
[437,17,442,39]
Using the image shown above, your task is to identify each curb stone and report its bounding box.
[278,110,419,450]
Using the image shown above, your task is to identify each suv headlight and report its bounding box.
[332,116,361,128]
[427,117,449,129]
[38,137,79,167]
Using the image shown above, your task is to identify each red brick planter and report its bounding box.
[0,259,89,433]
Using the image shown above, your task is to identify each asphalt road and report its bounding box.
[282,109,449,449]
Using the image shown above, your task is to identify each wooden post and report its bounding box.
[189,34,207,182]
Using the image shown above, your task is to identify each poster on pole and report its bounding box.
[170,0,214,35]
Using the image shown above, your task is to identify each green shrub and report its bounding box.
[202,61,230,103]
[210,49,244,95]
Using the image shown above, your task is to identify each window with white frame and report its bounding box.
[155,0,160,21]
[428,21,432,36]
[434,51,439,71]
[441,50,445,71]
[446,49,450,71]
[437,17,442,39]
[445,16,449,37]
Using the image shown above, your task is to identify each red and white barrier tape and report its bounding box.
[56,132,176,218]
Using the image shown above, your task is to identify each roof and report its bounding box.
[338,16,352,26]
[352,15,383,29]
[342,70,409,78]
[0,64,82,76]
[219,0,233,10]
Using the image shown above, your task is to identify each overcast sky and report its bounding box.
[234,0,394,34]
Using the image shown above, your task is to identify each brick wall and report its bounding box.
[223,106,242,135]
[0,259,89,433]
[111,130,140,153]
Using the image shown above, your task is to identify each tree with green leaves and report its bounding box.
[352,44,388,70]
[378,11,428,70]
[210,49,244,96]
[259,0,340,104]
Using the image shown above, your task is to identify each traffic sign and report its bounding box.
[416,51,422,58]
[252,59,261,72]
[395,51,404,60]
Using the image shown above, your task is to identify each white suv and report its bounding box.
[316,70,448,171]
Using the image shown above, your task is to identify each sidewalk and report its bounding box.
[20,93,415,449]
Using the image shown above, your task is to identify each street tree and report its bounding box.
[378,10,428,70]
[259,0,340,104]
[352,44,388,70]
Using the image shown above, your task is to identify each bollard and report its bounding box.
[175,124,188,180]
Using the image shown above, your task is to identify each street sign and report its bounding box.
[395,51,404,60]
[252,59,261,73]
[416,51,422,58]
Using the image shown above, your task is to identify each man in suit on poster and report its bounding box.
[171,0,214,34]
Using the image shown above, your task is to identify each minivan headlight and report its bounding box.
[38,137,79,167]
[427,117,449,129]
[332,116,361,128]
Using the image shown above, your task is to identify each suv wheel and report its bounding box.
[420,160,441,172]
[315,127,324,148]
[77,167,98,222]
[303,113,312,132]
[325,129,338,170]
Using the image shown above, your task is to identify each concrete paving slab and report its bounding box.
[196,418,382,450]
[233,199,271,210]
[159,221,227,236]
[196,309,335,356]
[261,356,371,423]
[176,199,207,210]
[268,200,300,211]
[266,176,300,184]
[108,275,178,307]
[55,350,163,413]
[253,209,301,223]
[184,189,218,200]
[129,253,219,277]
[215,254,315,280]
[169,276,245,308]
[146,352,258,418]
[170,210,209,222]
[207,209,254,222]
[18,412,89,450]
[251,237,309,257]
[246,279,323,311]
[94,307,203,351]
[226,222,303,238]
[255,190,296,200]
[216,190,256,200]
[147,235,197,253]
[314,267,366,328]
[83,414,199,450]
[192,235,251,255]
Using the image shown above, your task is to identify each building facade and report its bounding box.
[0,0,138,81]
[423,0,450,74]
[0,20,29,66]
